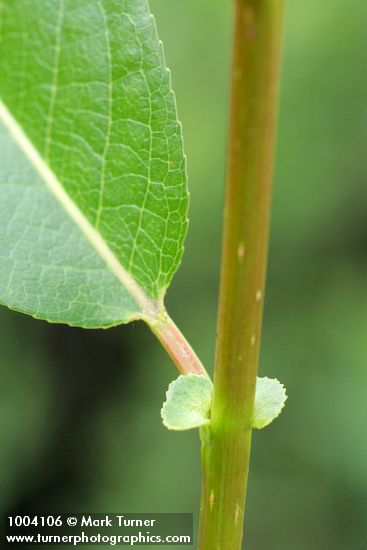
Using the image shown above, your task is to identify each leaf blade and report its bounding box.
[0,0,188,327]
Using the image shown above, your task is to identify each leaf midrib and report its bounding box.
[0,97,161,320]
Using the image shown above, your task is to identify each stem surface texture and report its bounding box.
[199,1,284,547]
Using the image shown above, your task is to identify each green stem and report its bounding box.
[148,311,208,377]
[198,1,284,548]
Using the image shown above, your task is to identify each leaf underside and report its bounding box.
[0,0,188,328]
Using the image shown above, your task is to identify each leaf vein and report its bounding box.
[95,1,113,230]
[0,98,160,319]
[43,0,64,162]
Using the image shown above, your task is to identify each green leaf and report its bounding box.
[0,0,188,328]
[161,375,212,431]
[252,377,287,430]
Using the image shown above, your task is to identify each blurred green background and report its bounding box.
[1,1,367,548]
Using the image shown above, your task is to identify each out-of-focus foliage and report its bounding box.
[0,0,366,548]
